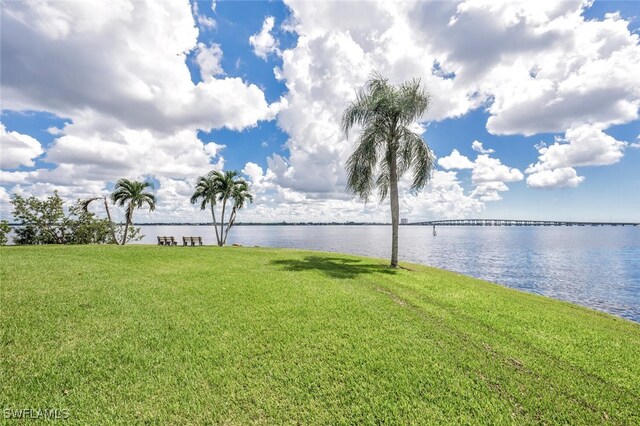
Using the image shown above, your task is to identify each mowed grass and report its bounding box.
[1,245,639,424]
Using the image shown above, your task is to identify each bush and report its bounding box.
[10,192,140,245]
[0,220,10,245]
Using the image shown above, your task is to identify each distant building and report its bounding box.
[401,218,408,225]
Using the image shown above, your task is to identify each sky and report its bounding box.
[1,0,639,223]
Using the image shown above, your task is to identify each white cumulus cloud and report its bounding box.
[527,167,585,188]
[0,0,281,221]
[437,142,524,202]
[195,42,224,80]
[471,140,494,154]
[526,124,629,188]
[192,1,216,30]
[0,123,44,169]
[437,149,474,170]
[1,0,276,133]
[250,16,280,60]
[527,124,628,172]
[472,154,524,184]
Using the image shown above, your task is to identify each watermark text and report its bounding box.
[4,408,70,420]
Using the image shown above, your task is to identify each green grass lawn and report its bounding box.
[1,245,639,424]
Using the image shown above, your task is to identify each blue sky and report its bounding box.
[1,0,639,223]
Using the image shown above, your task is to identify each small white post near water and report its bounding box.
[433,224,437,236]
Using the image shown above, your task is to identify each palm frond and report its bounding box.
[342,72,436,203]
[376,158,391,202]
[397,78,430,125]
[79,197,102,213]
[401,129,435,190]
[111,178,157,218]
[341,89,374,137]
[345,123,382,202]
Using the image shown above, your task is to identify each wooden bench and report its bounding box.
[157,236,177,246]
[182,236,203,246]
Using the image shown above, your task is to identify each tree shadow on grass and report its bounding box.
[270,256,397,279]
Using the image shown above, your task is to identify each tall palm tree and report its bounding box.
[222,180,253,245]
[341,73,435,267]
[190,173,222,245]
[111,179,156,245]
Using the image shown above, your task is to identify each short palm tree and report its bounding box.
[342,73,435,267]
[222,180,253,245]
[211,170,237,244]
[191,170,253,246]
[190,173,222,245]
[110,179,156,245]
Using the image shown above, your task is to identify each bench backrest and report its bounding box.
[182,236,202,245]
[180,237,202,246]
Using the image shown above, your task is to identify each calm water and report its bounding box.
[136,225,640,322]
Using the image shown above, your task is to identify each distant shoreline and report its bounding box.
[5,221,638,227]
[132,222,392,226]
[3,222,391,227]
[112,221,640,227]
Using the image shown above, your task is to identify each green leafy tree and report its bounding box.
[110,179,156,245]
[341,73,435,267]
[11,191,71,244]
[10,192,114,245]
[114,222,143,244]
[67,202,113,244]
[190,170,253,246]
[0,220,11,245]
[13,224,39,245]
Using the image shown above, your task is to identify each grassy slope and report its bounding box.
[1,245,638,425]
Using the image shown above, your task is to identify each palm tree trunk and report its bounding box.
[103,198,118,244]
[219,199,227,247]
[121,221,129,246]
[210,203,221,245]
[389,152,400,268]
[223,208,236,245]
[121,204,132,245]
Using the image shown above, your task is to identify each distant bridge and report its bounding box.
[410,219,639,227]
